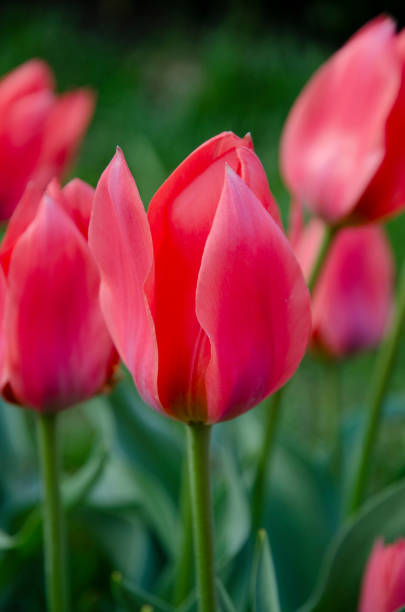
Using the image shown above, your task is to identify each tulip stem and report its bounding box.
[186,422,217,612]
[173,458,193,605]
[37,412,68,612]
[347,259,405,516]
[251,390,283,530]
[307,224,336,293]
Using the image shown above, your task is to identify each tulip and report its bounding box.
[359,539,405,612]
[89,132,311,424]
[0,59,95,220]
[292,204,394,358]
[281,16,405,225]
[0,178,117,411]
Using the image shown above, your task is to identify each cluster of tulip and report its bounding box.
[0,15,405,612]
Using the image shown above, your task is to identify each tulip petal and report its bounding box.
[0,59,54,112]
[4,194,114,411]
[88,148,161,412]
[62,178,95,237]
[35,89,95,182]
[312,226,394,356]
[148,132,279,418]
[196,167,311,423]
[280,17,400,223]
[0,265,6,386]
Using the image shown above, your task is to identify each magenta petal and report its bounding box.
[4,194,114,411]
[62,178,95,237]
[196,167,311,423]
[88,148,161,412]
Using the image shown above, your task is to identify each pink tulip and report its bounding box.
[359,539,405,612]
[281,17,405,225]
[292,204,394,357]
[0,59,95,220]
[0,179,117,412]
[89,132,311,423]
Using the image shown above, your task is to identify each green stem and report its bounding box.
[321,361,342,478]
[36,412,68,612]
[346,260,405,516]
[172,458,193,606]
[251,391,283,529]
[307,224,336,293]
[186,423,217,612]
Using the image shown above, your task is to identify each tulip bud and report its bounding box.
[0,179,117,411]
[89,132,311,423]
[0,59,95,220]
[281,17,405,224]
[359,539,405,612]
[292,203,394,357]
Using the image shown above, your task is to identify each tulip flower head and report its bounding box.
[0,59,95,220]
[359,539,405,612]
[0,179,117,412]
[292,203,394,358]
[89,132,311,424]
[281,16,405,225]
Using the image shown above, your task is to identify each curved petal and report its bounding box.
[197,167,311,423]
[88,148,161,412]
[312,226,394,357]
[147,132,276,417]
[355,31,405,221]
[280,17,401,223]
[359,539,405,612]
[4,194,114,411]
[0,265,6,387]
[0,59,54,113]
[62,178,95,237]
[0,91,54,219]
[35,89,95,183]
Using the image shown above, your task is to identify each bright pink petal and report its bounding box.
[35,89,95,182]
[312,226,394,357]
[355,31,405,221]
[359,539,405,612]
[0,59,54,113]
[196,167,311,423]
[0,91,54,219]
[62,178,95,237]
[280,17,400,223]
[147,132,278,418]
[0,265,6,386]
[4,194,114,411]
[88,148,161,412]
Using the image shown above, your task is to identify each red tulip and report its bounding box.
[359,539,405,612]
[281,17,405,225]
[0,59,95,220]
[292,204,394,357]
[0,179,117,412]
[89,132,311,423]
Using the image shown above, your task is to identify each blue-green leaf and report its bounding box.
[251,529,281,612]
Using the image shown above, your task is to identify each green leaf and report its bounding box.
[251,529,281,612]
[300,478,405,612]
[394,608,405,612]
[217,579,237,612]
[111,571,174,611]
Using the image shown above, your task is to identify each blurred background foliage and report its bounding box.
[1,1,405,610]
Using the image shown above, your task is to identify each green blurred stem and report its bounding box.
[172,458,193,606]
[251,391,283,529]
[347,260,405,516]
[37,412,68,612]
[322,361,342,477]
[186,423,217,612]
[307,224,336,293]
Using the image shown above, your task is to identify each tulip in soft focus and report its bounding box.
[0,179,117,412]
[359,539,405,612]
[0,59,95,220]
[292,204,394,357]
[281,16,405,225]
[89,132,311,424]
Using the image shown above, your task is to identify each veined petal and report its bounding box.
[89,148,161,412]
[197,167,311,423]
[4,194,114,411]
[280,17,400,223]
